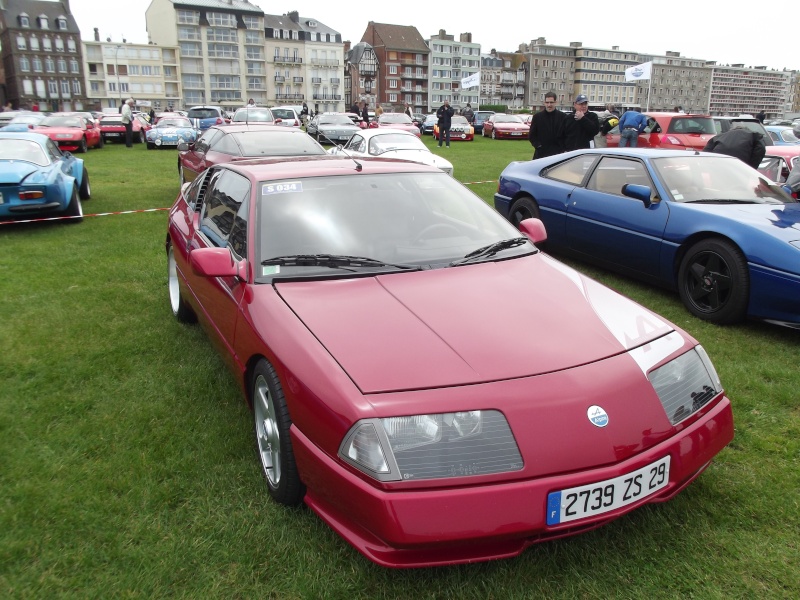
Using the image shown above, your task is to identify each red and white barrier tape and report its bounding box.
[462,180,498,186]
[0,207,169,225]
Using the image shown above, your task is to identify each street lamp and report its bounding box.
[114,44,123,109]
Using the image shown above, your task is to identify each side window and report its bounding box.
[195,128,221,152]
[228,199,249,258]
[544,155,599,185]
[587,157,651,195]
[212,133,240,155]
[182,169,209,210]
[644,117,660,134]
[344,134,362,151]
[200,170,250,247]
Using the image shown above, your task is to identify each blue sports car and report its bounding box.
[0,132,90,223]
[495,148,800,327]
[146,116,199,149]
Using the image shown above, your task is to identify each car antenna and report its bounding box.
[334,142,362,171]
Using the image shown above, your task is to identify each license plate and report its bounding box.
[546,455,670,525]
[108,133,121,137]
[511,132,522,136]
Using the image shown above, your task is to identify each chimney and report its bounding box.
[288,11,299,23]
[93,27,99,42]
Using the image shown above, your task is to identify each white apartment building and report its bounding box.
[426,30,480,111]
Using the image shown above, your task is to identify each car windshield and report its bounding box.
[9,115,43,125]
[451,116,469,125]
[494,115,523,123]
[188,108,221,119]
[256,172,530,277]
[379,114,413,124]
[228,131,326,156]
[38,116,82,128]
[666,117,716,135]
[654,156,795,204]
[157,118,192,128]
[319,115,355,126]
[368,133,427,155]
[0,139,49,165]
[101,116,123,125]
[233,108,274,122]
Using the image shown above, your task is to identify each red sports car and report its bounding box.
[98,113,150,144]
[483,114,530,139]
[606,112,717,150]
[376,113,421,136]
[33,114,102,152]
[166,156,734,568]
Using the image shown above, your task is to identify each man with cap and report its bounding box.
[563,94,599,151]
[121,98,135,148]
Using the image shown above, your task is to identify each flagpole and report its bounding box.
[647,76,651,111]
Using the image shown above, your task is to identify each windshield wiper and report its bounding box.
[261,254,421,271]
[449,237,531,266]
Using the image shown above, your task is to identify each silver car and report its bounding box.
[306,113,361,145]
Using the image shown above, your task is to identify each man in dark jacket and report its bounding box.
[436,100,455,147]
[563,94,600,151]
[703,124,766,169]
[529,91,567,159]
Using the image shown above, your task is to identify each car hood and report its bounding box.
[496,123,528,130]
[676,201,800,238]
[377,149,453,170]
[274,255,675,393]
[34,127,81,136]
[0,161,42,184]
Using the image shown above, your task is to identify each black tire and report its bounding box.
[64,185,83,223]
[167,244,197,323]
[252,359,304,506]
[97,135,104,149]
[147,142,155,150]
[678,238,749,324]
[78,166,91,200]
[509,195,541,228]
[77,137,87,153]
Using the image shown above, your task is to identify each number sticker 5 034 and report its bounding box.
[546,455,671,526]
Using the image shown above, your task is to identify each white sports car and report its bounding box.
[328,129,454,176]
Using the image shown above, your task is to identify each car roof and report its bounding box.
[355,129,419,139]
[207,124,296,134]
[219,155,441,180]
[0,131,52,144]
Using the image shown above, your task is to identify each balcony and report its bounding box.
[312,94,342,100]
[330,78,340,84]
[311,77,322,84]
[292,77,303,84]
[273,56,303,64]
[276,93,305,100]
[274,75,285,82]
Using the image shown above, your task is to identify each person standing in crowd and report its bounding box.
[703,123,766,169]
[351,100,360,115]
[756,110,766,123]
[121,98,134,148]
[563,94,599,151]
[594,103,619,148]
[436,99,454,148]
[462,103,474,126]
[375,104,384,118]
[148,107,156,123]
[360,100,370,126]
[404,102,413,119]
[300,102,310,125]
[2,102,13,111]
[247,98,256,107]
[617,108,648,147]
[529,92,568,159]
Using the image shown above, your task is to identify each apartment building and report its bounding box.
[343,40,378,111]
[82,29,181,111]
[634,51,711,113]
[361,22,429,113]
[708,63,792,117]
[0,0,87,111]
[519,38,575,110]
[480,49,525,110]
[426,30,480,111]
[571,42,639,110]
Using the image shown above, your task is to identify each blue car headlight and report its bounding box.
[339,410,523,482]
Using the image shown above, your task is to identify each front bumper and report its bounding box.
[292,396,733,567]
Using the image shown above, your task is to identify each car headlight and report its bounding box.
[339,410,523,482]
[649,345,722,425]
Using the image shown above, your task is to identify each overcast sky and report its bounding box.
[67,0,796,71]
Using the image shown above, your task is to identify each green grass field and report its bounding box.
[1,135,798,598]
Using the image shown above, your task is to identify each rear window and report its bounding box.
[666,117,716,135]
[188,108,221,119]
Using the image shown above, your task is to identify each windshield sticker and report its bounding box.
[262,181,303,195]
[262,265,281,276]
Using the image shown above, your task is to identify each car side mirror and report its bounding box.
[622,184,656,208]
[189,247,246,280]
[518,218,547,245]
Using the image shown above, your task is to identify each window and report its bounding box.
[20,14,30,28]
[17,36,26,50]
[207,28,237,43]
[200,169,250,249]
[243,15,261,29]
[545,155,599,185]
[57,58,67,73]
[61,81,70,96]
[207,12,236,27]
[23,79,34,95]
[43,38,52,51]
[33,57,43,72]
[30,36,40,51]
[38,15,49,29]
[177,10,199,25]
[57,17,68,30]
[55,38,64,52]
[587,157,651,195]
[72,80,81,95]
[48,80,58,96]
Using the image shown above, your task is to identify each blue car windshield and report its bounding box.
[654,156,795,204]
[0,139,48,166]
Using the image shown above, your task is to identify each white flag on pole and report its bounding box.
[460,72,480,89]
[625,61,652,82]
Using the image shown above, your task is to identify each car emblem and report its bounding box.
[587,405,609,428]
